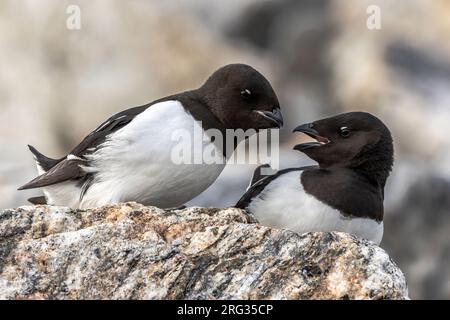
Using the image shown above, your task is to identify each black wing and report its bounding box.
[248,164,271,187]
[70,104,149,157]
[18,158,85,190]
[19,103,151,190]
[28,145,61,172]
[235,165,318,209]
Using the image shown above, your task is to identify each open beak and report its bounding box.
[293,123,330,151]
[255,108,283,128]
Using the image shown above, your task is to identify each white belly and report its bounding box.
[247,171,383,244]
[76,100,225,209]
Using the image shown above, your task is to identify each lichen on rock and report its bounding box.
[0,202,408,299]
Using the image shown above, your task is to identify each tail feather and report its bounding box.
[18,145,64,191]
[28,145,60,172]
[27,196,47,205]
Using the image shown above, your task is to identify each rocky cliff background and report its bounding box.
[0,0,449,299]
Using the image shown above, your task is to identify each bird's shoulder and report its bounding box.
[235,164,318,209]
[70,91,215,157]
[70,103,152,157]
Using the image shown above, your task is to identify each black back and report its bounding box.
[18,92,223,191]
[19,63,282,193]
[235,165,318,209]
[236,165,385,222]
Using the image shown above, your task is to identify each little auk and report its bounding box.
[235,112,393,244]
[19,64,283,209]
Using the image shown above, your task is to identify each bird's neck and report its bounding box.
[178,90,226,131]
[350,153,392,193]
[351,137,393,191]
[301,167,385,221]
[173,90,242,159]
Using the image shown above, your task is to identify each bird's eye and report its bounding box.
[339,127,351,138]
[241,89,252,98]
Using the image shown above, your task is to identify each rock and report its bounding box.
[0,203,408,300]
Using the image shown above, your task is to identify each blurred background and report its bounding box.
[1,0,449,299]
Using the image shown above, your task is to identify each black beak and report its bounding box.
[293,123,319,136]
[293,122,330,152]
[293,142,322,151]
[255,108,284,128]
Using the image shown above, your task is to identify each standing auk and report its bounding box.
[235,112,393,244]
[19,64,283,209]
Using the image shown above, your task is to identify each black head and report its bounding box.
[198,64,283,130]
[293,112,394,186]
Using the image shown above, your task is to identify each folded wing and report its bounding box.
[18,103,151,190]
[235,165,318,209]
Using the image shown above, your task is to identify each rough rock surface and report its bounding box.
[0,203,408,300]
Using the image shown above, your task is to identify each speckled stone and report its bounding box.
[0,203,408,299]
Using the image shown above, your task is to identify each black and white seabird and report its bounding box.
[235,112,394,244]
[19,64,283,209]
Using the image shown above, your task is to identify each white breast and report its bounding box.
[247,171,383,244]
[79,100,225,209]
